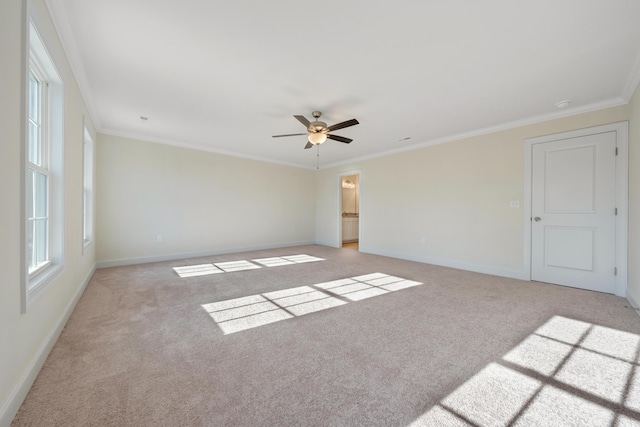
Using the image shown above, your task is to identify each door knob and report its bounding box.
[534,217,541,222]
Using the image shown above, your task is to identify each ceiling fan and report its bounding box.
[272,111,359,149]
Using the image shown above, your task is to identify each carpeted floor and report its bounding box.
[12,245,640,426]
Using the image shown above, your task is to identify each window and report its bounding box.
[24,20,64,305]
[27,65,50,274]
[83,126,94,248]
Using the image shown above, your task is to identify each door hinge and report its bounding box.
[616,147,618,156]
[614,267,618,276]
[615,207,618,216]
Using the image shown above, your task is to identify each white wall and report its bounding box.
[96,134,317,265]
[316,106,630,279]
[628,84,640,307]
[0,0,97,424]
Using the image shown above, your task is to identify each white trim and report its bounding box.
[615,125,629,297]
[622,50,640,101]
[360,247,528,281]
[43,0,101,129]
[81,120,94,253]
[99,95,627,173]
[95,241,316,269]
[24,13,66,310]
[320,97,628,170]
[626,290,640,320]
[20,0,28,314]
[523,122,629,297]
[0,265,95,427]
[42,0,637,173]
[100,128,316,171]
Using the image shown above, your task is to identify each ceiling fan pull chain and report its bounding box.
[317,145,320,170]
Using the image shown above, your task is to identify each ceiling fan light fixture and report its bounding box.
[308,132,327,145]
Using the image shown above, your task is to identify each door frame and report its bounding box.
[337,170,362,248]
[523,122,628,296]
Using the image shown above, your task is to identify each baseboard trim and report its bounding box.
[0,264,96,427]
[360,247,529,281]
[96,241,317,269]
[315,240,338,248]
[626,289,640,320]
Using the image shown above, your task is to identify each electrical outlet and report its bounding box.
[156,235,163,242]
[509,201,520,208]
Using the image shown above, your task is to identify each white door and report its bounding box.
[531,131,617,293]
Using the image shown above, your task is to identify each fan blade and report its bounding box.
[325,118,359,133]
[327,134,352,144]
[272,133,307,138]
[294,115,311,128]
[304,141,313,149]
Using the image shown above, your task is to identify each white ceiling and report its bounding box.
[47,0,640,169]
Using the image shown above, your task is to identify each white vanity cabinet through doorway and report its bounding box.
[342,216,359,242]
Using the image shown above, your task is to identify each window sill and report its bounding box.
[82,239,93,255]
[27,262,64,308]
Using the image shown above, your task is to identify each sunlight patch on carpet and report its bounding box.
[514,385,614,426]
[202,272,422,334]
[252,257,295,267]
[410,315,640,426]
[440,363,541,426]
[317,273,422,301]
[214,260,261,273]
[253,254,324,267]
[282,254,324,263]
[173,264,224,278]
[174,254,325,277]
[202,295,292,334]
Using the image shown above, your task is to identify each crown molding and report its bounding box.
[622,50,640,101]
[99,128,315,170]
[42,0,637,172]
[320,96,628,170]
[44,0,101,129]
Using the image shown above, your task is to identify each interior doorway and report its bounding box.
[340,173,360,250]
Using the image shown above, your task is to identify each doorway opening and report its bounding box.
[340,173,360,250]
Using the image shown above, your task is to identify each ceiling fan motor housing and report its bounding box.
[309,121,327,133]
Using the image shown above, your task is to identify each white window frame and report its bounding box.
[27,57,51,276]
[82,124,94,250]
[22,17,65,312]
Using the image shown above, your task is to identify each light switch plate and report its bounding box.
[509,201,520,208]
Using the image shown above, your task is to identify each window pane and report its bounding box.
[28,219,35,270]
[28,169,49,273]
[28,70,43,167]
[83,188,88,241]
[34,219,48,266]
[29,71,40,121]
[34,171,48,218]
[27,169,35,218]
[28,121,41,165]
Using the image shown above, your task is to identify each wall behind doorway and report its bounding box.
[341,174,360,214]
[315,105,630,279]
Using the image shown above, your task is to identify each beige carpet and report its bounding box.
[12,245,640,426]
